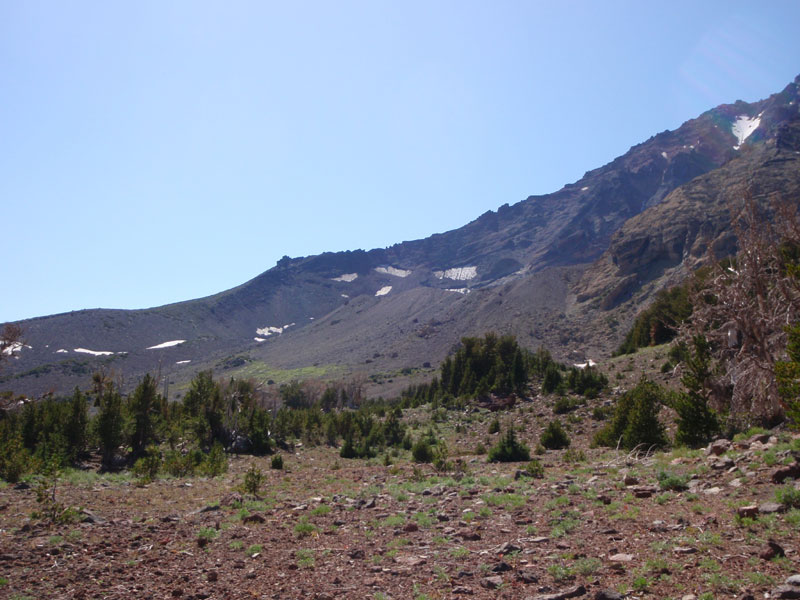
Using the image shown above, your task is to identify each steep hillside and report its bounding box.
[3,76,799,397]
[573,115,800,348]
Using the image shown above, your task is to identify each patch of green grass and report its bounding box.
[296,549,315,568]
[657,470,689,491]
[60,468,132,487]
[382,514,406,528]
[732,426,769,441]
[413,512,435,528]
[67,529,82,541]
[550,512,581,538]
[229,540,244,550]
[655,492,673,505]
[48,535,63,545]
[574,557,602,575]
[745,571,775,586]
[0,577,8,586]
[293,517,318,537]
[610,505,640,521]
[775,484,800,508]
[310,504,331,517]
[547,564,574,582]
[247,544,262,555]
[450,546,469,559]
[631,575,651,592]
[697,532,723,549]
[483,492,527,509]
[704,571,740,592]
[197,527,217,541]
[434,566,450,583]
[784,508,800,527]
[478,506,492,518]
[245,499,268,511]
[545,496,570,510]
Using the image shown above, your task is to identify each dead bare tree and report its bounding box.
[0,323,23,367]
[682,193,800,424]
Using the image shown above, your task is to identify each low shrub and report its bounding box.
[243,464,264,497]
[163,450,198,477]
[523,458,544,478]
[775,484,800,509]
[593,377,668,450]
[131,446,161,483]
[540,420,570,450]
[0,429,29,483]
[554,397,582,414]
[488,428,530,462]
[412,439,434,463]
[200,443,228,477]
[657,469,689,491]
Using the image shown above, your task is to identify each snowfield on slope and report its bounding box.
[331,273,358,282]
[146,340,185,350]
[375,286,392,296]
[374,266,411,278]
[732,114,761,149]
[256,323,295,337]
[434,266,477,281]
[74,348,115,356]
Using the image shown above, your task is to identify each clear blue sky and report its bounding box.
[3,1,799,322]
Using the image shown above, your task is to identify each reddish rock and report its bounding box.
[760,540,786,560]
[737,505,758,519]
[772,463,800,484]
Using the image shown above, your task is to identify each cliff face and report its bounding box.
[575,116,800,312]
[4,77,800,397]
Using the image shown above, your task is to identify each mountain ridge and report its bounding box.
[4,75,799,398]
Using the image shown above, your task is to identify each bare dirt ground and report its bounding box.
[2,396,799,600]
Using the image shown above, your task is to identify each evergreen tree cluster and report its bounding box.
[399,333,529,408]
[0,368,410,482]
[615,279,697,356]
[439,333,528,398]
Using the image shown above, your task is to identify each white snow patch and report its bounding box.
[433,266,477,281]
[574,359,597,369]
[341,294,349,298]
[375,286,392,296]
[661,151,668,159]
[332,273,358,282]
[56,349,69,354]
[254,337,266,342]
[446,288,470,295]
[176,360,191,365]
[255,323,295,337]
[2,342,28,356]
[146,339,185,350]
[731,114,761,149]
[74,348,115,356]
[581,186,589,191]
[374,266,411,278]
